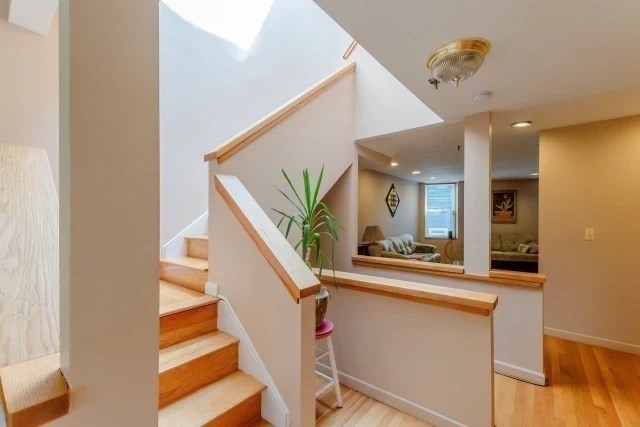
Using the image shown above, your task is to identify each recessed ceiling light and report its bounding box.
[412,171,420,175]
[390,162,399,167]
[530,172,539,176]
[430,176,436,180]
[511,121,532,128]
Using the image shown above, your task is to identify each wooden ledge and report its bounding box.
[0,353,69,427]
[215,174,320,302]
[318,270,498,316]
[352,255,545,288]
[204,62,356,164]
[352,255,464,274]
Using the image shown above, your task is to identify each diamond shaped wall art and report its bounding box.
[385,184,400,217]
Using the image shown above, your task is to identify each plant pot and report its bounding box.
[315,287,330,328]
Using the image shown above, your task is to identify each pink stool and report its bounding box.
[315,319,343,407]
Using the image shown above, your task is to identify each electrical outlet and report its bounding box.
[584,228,595,241]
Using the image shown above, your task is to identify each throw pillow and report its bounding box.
[517,243,530,254]
[528,242,539,254]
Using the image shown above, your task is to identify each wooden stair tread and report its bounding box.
[0,353,69,426]
[159,280,217,317]
[158,371,266,426]
[159,331,238,373]
[159,257,209,293]
[160,256,208,270]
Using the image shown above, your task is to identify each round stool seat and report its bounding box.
[315,319,334,340]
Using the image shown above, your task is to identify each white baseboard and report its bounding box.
[316,362,464,427]
[494,360,546,386]
[545,327,640,355]
[161,211,208,258]
[217,296,288,427]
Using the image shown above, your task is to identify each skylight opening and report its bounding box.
[162,0,274,51]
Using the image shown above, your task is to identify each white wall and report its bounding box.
[324,287,494,426]
[0,4,58,190]
[160,0,439,248]
[540,115,640,354]
[57,0,160,424]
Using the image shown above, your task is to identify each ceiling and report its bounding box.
[315,0,640,182]
[358,119,539,183]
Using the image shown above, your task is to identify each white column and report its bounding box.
[59,0,159,424]
[464,112,492,274]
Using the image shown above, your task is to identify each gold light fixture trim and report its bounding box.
[426,38,491,87]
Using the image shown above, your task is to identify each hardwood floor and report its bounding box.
[496,335,640,426]
[316,336,640,426]
[316,383,430,426]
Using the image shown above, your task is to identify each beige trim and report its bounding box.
[215,174,320,302]
[0,353,69,427]
[342,39,358,60]
[352,255,545,288]
[204,62,356,164]
[318,270,498,316]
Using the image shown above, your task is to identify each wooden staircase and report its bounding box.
[158,235,270,426]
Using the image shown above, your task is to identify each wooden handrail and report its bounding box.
[352,255,545,288]
[204,62,356,164]
[215,174,320,302]
[318,270,498,316]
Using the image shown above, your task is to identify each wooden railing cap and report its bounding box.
[318,270,498,316]
[215,174,320,302]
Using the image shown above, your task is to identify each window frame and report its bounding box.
[424,182,458,240]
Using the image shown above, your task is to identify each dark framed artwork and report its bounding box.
[385,184,400,217]
[492,190,517,223]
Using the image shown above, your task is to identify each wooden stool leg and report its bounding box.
[327,335,343,407]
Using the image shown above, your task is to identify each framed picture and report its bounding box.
[385,184,400,217]
[492,190,517,223]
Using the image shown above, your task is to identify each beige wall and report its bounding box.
[540,115,640,353]
[358,169,419,242]
[492,179,539,237]
[0,6,59,189]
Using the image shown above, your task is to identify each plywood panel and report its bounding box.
[0,144,59,368]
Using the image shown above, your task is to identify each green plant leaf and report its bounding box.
[311,165,325,211]
[281,170,307,215]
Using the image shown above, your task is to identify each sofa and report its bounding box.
[491,232,539,272]
[368,234,441,263]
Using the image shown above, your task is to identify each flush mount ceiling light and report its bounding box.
[511,121,533,128]
[412,171,421,175]
[390,162,399,167]
[426,38,491,88]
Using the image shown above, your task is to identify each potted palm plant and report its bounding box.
[273,166,340,327]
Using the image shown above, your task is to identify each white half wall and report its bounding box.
[209,180,316,427]
[351,264,545,385]
[323,287,494,426]
[214,70,357,227]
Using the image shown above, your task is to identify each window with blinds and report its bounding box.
[425,183,457,239]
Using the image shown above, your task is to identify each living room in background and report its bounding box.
[491,120,540,272]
